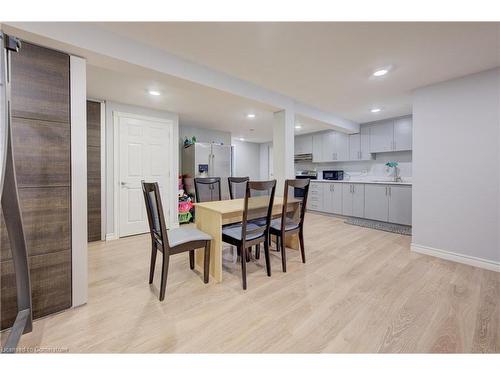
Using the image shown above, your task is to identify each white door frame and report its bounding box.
[112,111,178,239]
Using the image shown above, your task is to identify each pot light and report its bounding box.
[295,124,302,130]
[148,90,161,96]
[247,113,256,119]
[373,69,389,77]
[238,137,245,141]
[370,108,382,113]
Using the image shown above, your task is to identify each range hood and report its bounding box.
[294,153,313,162]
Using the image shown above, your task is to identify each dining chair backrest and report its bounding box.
[142,181,170,251]
[228,176,249,199]
[282,179,310,231]
[194,177,221,202]
[241,180,277,244]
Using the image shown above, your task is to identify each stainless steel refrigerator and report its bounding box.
[181,142,232,200]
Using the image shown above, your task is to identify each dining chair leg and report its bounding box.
[189,250,195,270]
[299,230,306,263]
[149,243,157,284]
[240,246,247,290]
[203,241,211,284]
[280,233,287,273]
[255,244,260,259]
[246,247,251,262]
[159,254,170,301]
[276,235,281,252]
[264,236,271,277]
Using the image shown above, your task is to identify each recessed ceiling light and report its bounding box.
[295,124,302,130]
[148,90,161,96]
[238,137,245,141]
[373,69,389,77]
[370,108,382,113]
[247,113,256,119]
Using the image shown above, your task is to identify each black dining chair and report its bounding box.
[228,176,249,199]
[221,180,276,290]
[269,179,310,272]
[142,181,212,301]
[194,177,221,202]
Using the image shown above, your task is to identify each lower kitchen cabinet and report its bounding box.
[364,184,389,222]
[307,181,412,226]
[364,184,412,225]
[324,182,343,214]
[388,185,412,225]
[342,183,365,218]
[306,181,324,211]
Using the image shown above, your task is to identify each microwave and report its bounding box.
[322,170,344,180]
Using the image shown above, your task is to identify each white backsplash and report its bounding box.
[295,151,412,181]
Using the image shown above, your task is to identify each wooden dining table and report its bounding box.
[194,197,300,282]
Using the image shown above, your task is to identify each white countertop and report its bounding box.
[313,179,412,186]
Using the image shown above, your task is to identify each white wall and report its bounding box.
[296,151,412,180]
[259,142,272,180]
[105,101,179,239]
[180,125,231,146]
[179,125,231,171]
[70,56,88,307]
[231,138,261,180]
[412,68,500,270]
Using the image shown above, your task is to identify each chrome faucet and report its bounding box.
[394,166,402,182]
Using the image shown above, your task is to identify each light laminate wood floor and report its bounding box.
[2,213,499,353]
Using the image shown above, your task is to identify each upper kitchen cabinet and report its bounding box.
[349,126,373,161]
[369,117,413,153]
[312,133,323,162]
[294,134,313,155]
[393,117,413,151]
[313,130,349,162]
[369,120,394,153]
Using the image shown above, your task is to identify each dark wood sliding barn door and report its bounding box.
[87,101,101,242]
[0,41,72,330]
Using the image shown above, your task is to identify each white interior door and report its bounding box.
[118,114,171,237]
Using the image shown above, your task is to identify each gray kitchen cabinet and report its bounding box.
[306,181,324,211]
[349,126,373,161]
[388,185,412,225]
[365,183,412,225]
[369,117,413,153]
[312,133,324,162]
[364,184,389,222]
[369,120,394,153]
[335,132,350,161]
[324,182,342,214]
[393,117,412,151]
[342,183,365,217]
[320,131,349,162]
[321,131,336,162]
[295,134,313,155]
[349,133,361,161]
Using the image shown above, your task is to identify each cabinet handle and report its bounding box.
[389,186,391,196]
[358,151,361,159]
[385,186,388,196]
[352,184,355,193]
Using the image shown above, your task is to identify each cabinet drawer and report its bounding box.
[307,202,322,210]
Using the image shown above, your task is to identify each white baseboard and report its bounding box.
[411,243,500,272]
[105,233,118,241]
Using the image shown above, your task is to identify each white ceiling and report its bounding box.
[95,22,500,123]
[86,64,330,142]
